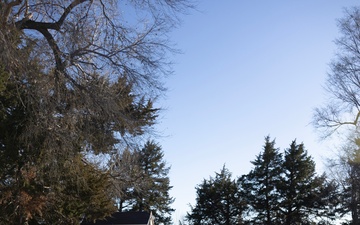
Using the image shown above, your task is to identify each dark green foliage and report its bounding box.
[343,158,360,224]
[239,138,341,224]
[130,140,175,225]
[0,60,117,224]
[240,136,283,225]
[310,175,342,223]
[329,138,360,224]
[118,141,174,225]
[0,62,42,224]
[0,58,150,224]
[278,140,326,225]
[0,0,191,223]
[30,156,116,225]
[188,138,341,225]
[187,166,246,225]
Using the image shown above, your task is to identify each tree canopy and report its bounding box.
[187,138,341,225]
[114,140,175,225]
[240,136,283,225]
[0,0,190,224]
[187,166,246,225]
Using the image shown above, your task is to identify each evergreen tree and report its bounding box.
[240,136,283,224]
[187,166,245,225]
[122,141,175,225]
[343,149,360,224]
[110,148,142,212]
[0,61,118,224]
[278,140,322,225]
[310,174,342,224]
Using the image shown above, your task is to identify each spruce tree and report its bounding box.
[240,136,283,224]
[187,166,245,225]
[278,140,321,225]
[126,140,175,225]
[327,137,360,224]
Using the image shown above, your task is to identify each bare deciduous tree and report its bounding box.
[313,7,360,138]
[314,7,360,224]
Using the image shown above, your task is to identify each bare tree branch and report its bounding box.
[15,0,89,30]
[314,7,360,139]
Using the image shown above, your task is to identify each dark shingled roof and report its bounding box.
[81,211,151,225]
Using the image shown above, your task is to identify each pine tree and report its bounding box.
[240,136,283,224]
[278,140,321,225]
[187,166,245,225]
[327,137,360,224]
[344,148,360,224]
[125,140,175,225]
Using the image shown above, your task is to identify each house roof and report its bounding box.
[81,211,152,225]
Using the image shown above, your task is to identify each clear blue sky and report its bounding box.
[154,1,360,223]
